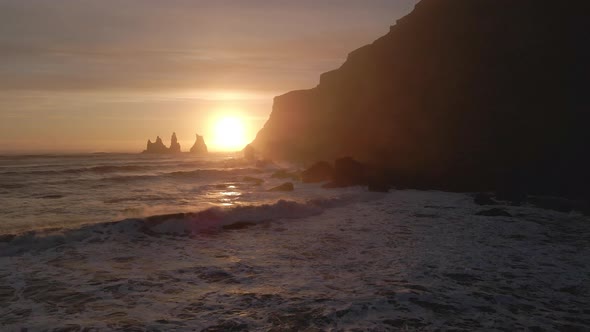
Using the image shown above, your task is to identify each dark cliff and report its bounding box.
[250,0,589,196]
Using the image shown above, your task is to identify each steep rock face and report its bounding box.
[190,134,208,154]
[250,0,589,196]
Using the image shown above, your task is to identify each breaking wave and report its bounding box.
[0,194,380,257]
[104,168,260,182]
[0,165,159,176]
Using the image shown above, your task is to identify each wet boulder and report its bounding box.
[271,169,300,181]
[474,193,498,205]
[367,180,390,193]
[301,161,333,183]
[242,176,264,186]
[330,157,365,187]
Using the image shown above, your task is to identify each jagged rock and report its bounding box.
[143,136,169,154]
[268,182,294,192]
[476,208,512,217]
[248,0,590,198]
[169,132,181,153]
[329,157,365,187]
[301,161,333,183]
[190,134,208,154]
[143,133,183,154]
[365,168,393,192]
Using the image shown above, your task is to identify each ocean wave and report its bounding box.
[105,168,262,182]
[0,193,380,256]
[0,167,263,187]
[0,164,158,176]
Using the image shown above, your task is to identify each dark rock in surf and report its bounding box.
[269,182,294,192]
[271,170,300,181]
[301,161,333,183]
[190,134,208,154]
[242,176,264,186]
[476,208,512,217]
[368,181,390,193]
[474,193,498,206]
[329,157,365,187]
[495,188,527,206]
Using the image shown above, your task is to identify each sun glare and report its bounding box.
[212,116,247,151]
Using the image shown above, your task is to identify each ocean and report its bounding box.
[0,153,589,331]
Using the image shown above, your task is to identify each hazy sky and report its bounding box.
[0,0,418,153]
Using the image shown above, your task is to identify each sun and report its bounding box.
[212,116,247,151]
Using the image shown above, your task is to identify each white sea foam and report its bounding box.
[0,190,588,330]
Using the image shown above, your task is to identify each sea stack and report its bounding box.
[169,132,181,153]
[143,133,183,154]
[189,134,208,154]
[143,136,169,154]
[248,0,589,197]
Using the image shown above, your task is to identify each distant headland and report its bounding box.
[143,132,208,154]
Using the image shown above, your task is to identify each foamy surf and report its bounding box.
[1,190,588,331]
[0,192,383,257]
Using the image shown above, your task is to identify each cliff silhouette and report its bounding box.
[250,0,589,197]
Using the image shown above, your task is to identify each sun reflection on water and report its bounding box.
[207,183,243,207]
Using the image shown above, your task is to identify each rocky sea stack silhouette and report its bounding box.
[249,0,589,197]
[190,134,208,154]
[143,133,208,154]
[143,135,170,154]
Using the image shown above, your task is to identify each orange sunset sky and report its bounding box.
[0,0,418,153]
